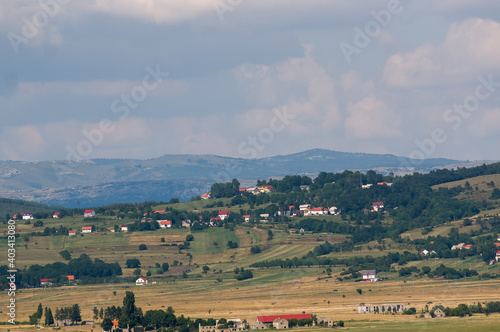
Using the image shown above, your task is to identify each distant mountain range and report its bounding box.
[0,149,481,207]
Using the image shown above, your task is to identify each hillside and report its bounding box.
[0,149,464,207]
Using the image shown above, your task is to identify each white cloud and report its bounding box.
[383,18,500,88]
[345,95,401,139]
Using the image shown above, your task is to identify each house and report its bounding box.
[68,230,76,236]
[300,185,310,191]
[424,312,432,319]
[182,220,191,228]
[494,243,500,248]
[40,278,53,286]
[219,211,230,220]
[81,226,92,233]
[299,204,311,211]
[451,243,465,250]
[317,317,334,327]
[136,277,148,285]
[496,251,500,262]
[362,270,377,281]
[311,207,326,216]
[372,202,384,212]
[419,249,429,256]
[210,217,221,226]
[120,225,128,232]
[362,184,373,189]
[257,185,272,193]
[273,319,289,329]
[154,210,166,214]
[329,206,338,215]
[22,213,34,220]
[358,303,407,313]
[67,275,74,281]
[250,321,266,330]
[433,308,445,318]
[257,314,311,325]
[84,209,95,217]
[158,220,172,228]
[199,320,246,332]
[464,244,472,250]
[53,212,60,218]
[303,208,312,216]
[243,215,250,222]
[201,192,211,200]
[260,214,269,222]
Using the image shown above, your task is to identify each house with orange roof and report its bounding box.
[81,226,92,233]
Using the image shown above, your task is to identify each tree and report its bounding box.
[37,303,43,320]
[250,246,261,254]
[126,258,141,268]
[71,304,82,323]
[326,267,332,276]
[122,291,138,317]
[59,250,71,260]
[356,289,362,295]
[93,307,99,320]
[139,244,148,250]
[186,234,194,241]
[102,317,113,331]
[202,265,210,274]
[162,262,169,272]
[99,307,104,319]
[133,268,142,276]
[45,307,54,326]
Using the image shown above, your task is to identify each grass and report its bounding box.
[432,174,500,202]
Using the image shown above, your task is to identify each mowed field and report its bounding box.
[2,223,500,331]
[432,173,500,202]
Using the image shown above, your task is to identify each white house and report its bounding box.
[158,220,172,228]
[299,204,311,211]
[243,215,250,222]
[496,251,500,262]
[419,249,429,256]
[260,213,269,222]
[136,277,148,286]
[84,209,96,217]
[329,207,338,215]
[451,243,465,250]
[182,220,191,228]
[53,212,60,218]
[372,202,384,212]
[362,184,373,189]
[68,230,76,236]
[120,225,128,232]
[311,207,326,216]
[81,226,92,233]
[362,270,377,282]
[218,211,230,220]
[22,213,34,220]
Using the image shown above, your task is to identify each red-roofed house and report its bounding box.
[419,249,429,256]
[372,202,384,212]
[121,225,128,232]
[53,212,60,218]
[243,215,250,222]
[112,320,119,327]
[257,314,312,324]
[464,244,472,250]
[218,211,230,220]
[158,220,172,228]
[154,210,166,214]
[81,226,92,233]
[201,192,211,200]
[67,275,74,281]
[68,230,76,236]
[84,209,95,217]
[210,217,221,226]
[494,243,500,248]
[136,277,148,285]
[311,207,326,216]
[40,278,53,286]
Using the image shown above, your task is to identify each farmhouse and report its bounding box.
[257,185,272,193]
[199,320,246,332]
[256,314,311,327]
[496,251,500,262]
[68,230,76,236]
[362,270,377,281]
[22,213,34,220]
[372,202,384,212]
[120,224,128,232]
[250,321,266,330]
[419,249,429,256]
[182,220,191,228]
[358,303,407,313]
[158,220,172,228]
[260,214,269,222]
[201,192,211,200]
[433,308,445,318]
[464,244,472,250]
[317,317,333,327]
[243,215,250,222]
[299,204,310,211]
[451,243,465,250]
[136,277,148,285]
[219,211,231,220]
[53,212,60,218]
[311,207,326,216]
[329,206,338,215]
[84,209,96,217]
[362,184,373,189]
[81,226,92,233]
[40,278,53,287]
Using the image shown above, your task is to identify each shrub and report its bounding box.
[138,244,148,250]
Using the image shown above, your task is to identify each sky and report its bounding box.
[1,0,500,162]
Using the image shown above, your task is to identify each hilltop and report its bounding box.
[0,149,465,207]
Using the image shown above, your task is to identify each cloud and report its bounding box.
[345,95,401,139]
[383,18,500,88]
